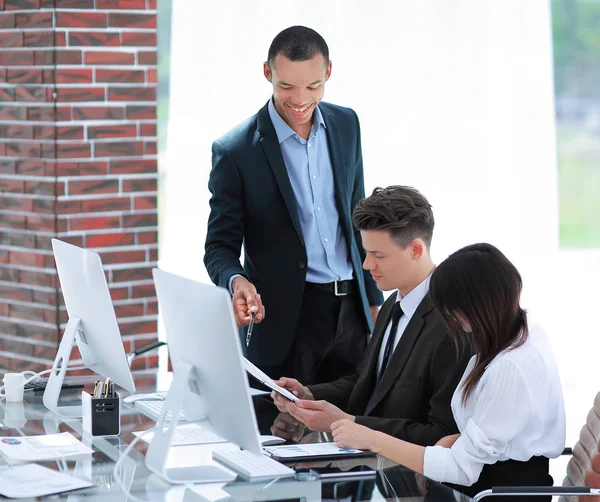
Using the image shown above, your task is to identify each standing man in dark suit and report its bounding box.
[204,26,383,385]
[272,186,472,446]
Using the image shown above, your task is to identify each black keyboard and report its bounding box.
[24,378,84,393]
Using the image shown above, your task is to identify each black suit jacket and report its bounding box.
[204,100,383,367]
[309,292,472,446]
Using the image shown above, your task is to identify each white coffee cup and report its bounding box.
[3,373,26,402]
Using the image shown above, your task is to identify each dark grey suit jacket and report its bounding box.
[204,100,383,367]
[309,292,472,446]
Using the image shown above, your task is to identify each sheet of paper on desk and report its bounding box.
[0,464,93,498]
[263,442,363,458]
[0,432,93,461]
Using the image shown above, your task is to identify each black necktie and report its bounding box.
[377,302,403,383]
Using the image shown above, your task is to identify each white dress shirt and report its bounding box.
[423,318,566,486]
[376,275,431,375]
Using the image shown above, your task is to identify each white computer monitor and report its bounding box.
[146,268,263,484]
[45,239,136,415]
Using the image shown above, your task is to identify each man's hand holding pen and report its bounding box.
[231,276,265,328]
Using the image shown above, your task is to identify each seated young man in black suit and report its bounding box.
[272,185,472,446]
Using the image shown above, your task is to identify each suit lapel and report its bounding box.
[364,294,435,415]
[257,102,304,246]
[320,105,349,219]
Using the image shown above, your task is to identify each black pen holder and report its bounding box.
[82,391,120,436]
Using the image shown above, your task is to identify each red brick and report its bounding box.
[56,12,107,28]
[9,251,45,268]
[0,213,25,229]
[55,142,91,158]
[110,286,129,301]
[87,232,135,248]
[78,161,109,175]
[85,51,135,65]
[17,160,45,175]
[56,200,82,214]
[114,303,144,318]
[69,32,120,47]
[24,31,54,47]
[0,51,34,66]
[0,160,16,174]
[0,105,26,120]
[1,124,34,139]
[57,125,84,140]
[26,215,55,232]
[0,13,16,29]
[110,159,156,174]
[101,250,145,265]
[1,232,36,248]
[138,51,156,65]
[122,213,157,228]
[15,11,52,28]
[25,180,57,196]
[147,68,156,83]
[53,69,94,84]
[108,87,155,102]
[69,215,121,231]
[122,32,155,47]
[54,162,78,176]
[0,32,23,48]
[134,197,156,211]
[69,179,119,196]
[0,88,15,101]
[109,13,156,29]
[145,141,157,155]
[96,69,145,83]
[56,106,72,121]
[56,50,82,64]
[15,86,47,102]
[32,198,55,214]
[26,106,53,121]
[55,0,94,6]
[0,196,33,213]
[126,105,155,119]
[81,197,130,213]
[97,0,146,8]
[148,0,156,8]
[16,270,58,289]
[131,283,155,299]
[55,87,105,102]
[95,141,144,157]
[88,124,137,139]
[0,68,6,82]
[6,142,41,158]
[147,300,158,315]
[113,267,153,284]
[34,50,54,65]
[7,69,42,84]
[123,178,156,193]
[140,123,156,136]
[4,0,41,9]
[0,179,23,193]
[73,106,124,121]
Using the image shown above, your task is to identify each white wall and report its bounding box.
[164,0,600,483]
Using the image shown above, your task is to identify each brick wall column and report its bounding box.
[0,0,158,372]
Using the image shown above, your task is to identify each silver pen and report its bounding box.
[246,312,256,347]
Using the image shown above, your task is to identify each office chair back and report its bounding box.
[561,391,600,502]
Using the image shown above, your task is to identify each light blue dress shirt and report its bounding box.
[267,99,353,283]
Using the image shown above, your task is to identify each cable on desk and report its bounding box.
[0,365,87,400]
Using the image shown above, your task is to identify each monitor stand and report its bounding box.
[43,316,83,417]
[145,361,236,484]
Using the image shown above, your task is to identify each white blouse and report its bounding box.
[423,320,566,486]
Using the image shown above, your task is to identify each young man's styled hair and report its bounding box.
[352,185,435,249]
[267,26,329,68]
[429,243,528,404]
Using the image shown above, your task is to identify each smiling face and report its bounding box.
[361,229,429,296]
[264,53,331,139]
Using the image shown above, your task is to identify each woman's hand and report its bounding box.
[331,418,382,452]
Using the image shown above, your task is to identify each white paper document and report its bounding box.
[0,432,93,461]
[0,464,93,498]
[263,442,364,459]
[243,357,299,402]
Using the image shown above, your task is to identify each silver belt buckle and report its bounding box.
[334,281,347,296]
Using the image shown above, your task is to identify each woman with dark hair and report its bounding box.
[331,243,566,498]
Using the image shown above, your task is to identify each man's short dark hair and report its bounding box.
[267,26,329,68]
[352,186,435,249]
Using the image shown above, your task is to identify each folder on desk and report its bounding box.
[262,442,376,462]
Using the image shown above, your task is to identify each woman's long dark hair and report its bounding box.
[430,243,528,405]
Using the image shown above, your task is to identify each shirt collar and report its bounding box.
[268,98,326,145]
[395,274,431,320]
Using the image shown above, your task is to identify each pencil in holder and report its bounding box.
[82,390,120,436]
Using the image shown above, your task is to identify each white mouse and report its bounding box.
[123,393,165,404]
[259,434,286,446]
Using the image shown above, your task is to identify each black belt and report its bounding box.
[305,280,357,296]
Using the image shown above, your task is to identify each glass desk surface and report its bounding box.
[0,372,469,501]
